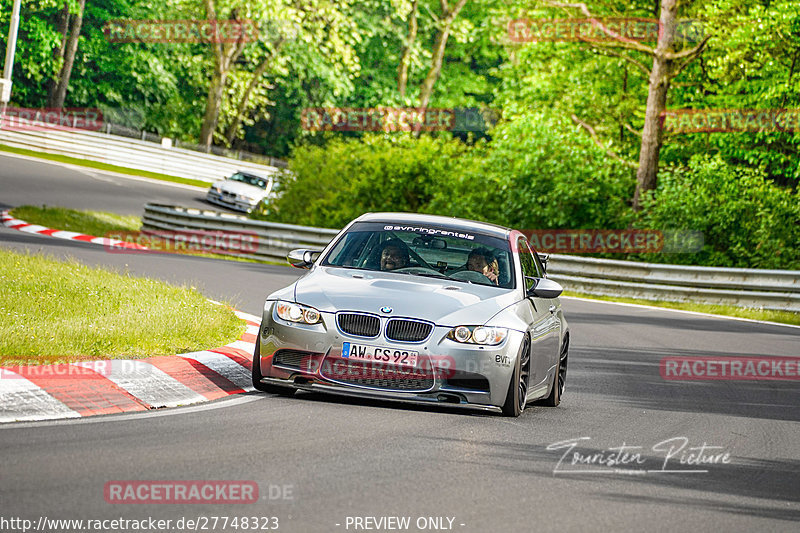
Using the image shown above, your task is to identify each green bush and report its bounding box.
[637,155,800,269]
[254,134,471,229]
[262,113,636,233]
[437,113,635,230]
[254,119,798,271]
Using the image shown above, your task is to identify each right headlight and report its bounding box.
[275,301,322,324]
[447,325,508,346]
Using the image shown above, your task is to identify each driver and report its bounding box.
[380,240,410,271]
[467,248,499,284]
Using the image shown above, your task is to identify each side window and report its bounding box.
[526,242,545,278]
[517,237,537,291]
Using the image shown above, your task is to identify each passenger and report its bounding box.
[467,249,499,284]
[380,241,410,271]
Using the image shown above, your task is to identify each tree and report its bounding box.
[542,1,710,210]
[47,0,86,108]
[417,0,469,110]
[198,0,249,147]
[397,0,418,97]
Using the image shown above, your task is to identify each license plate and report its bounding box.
[342,342,418,367]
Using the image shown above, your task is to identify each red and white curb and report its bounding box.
[0,209,146,250]
[0,310,261,423]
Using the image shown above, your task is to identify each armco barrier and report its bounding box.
[141,204,800,312]
[142,203,339,262]
[0,128,281,183]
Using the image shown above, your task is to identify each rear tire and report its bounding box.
[252,337,295,396]
[502,336,530,417]
[541,334,568,407]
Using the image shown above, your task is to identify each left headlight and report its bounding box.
[447,325,508,346]
[275,301,322,324]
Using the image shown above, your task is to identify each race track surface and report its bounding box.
[2,154,799,532]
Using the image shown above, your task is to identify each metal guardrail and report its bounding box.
[0,128,283,183]
[141,203,800,312]
[142,203,339,262]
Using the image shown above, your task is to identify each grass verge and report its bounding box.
[0,248,246,365]
[11,205,140,236]
[563,290,800,326]
[0,143,210,189]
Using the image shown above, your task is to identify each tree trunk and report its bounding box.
[46,3,70,106]
[224,57,273,146]
[200,70,228,148]
[632,0,676,211]
[397,0,418,98]
[418,0,468,111]
[418,25,449,111]
[50,0,86,109]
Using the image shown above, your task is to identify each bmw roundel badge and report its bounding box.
[380,306,393,314]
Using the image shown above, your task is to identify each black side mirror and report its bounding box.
[526,277,563,299]
[287,249,321,269]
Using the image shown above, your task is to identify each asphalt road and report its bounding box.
[1,154,799,532]
[0,152,223,215]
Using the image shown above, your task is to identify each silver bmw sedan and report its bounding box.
[253,212,569,417]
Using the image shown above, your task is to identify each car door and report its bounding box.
[524,239,561,392]
[516,236,557,394]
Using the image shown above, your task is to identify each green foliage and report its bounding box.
[254,134,471,228]
[3,0,798,270]
[660,0,800,187]
[431,112,635,230]
[261,112,635,233]
[637,155,800,269]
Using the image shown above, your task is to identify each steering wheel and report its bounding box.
[393,266,444,276]
[406,247,437,271]
[450,270,493,284]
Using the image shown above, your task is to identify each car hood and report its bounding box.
[213,180,266,199]
[291,267,519,326]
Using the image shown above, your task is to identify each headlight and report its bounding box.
[275,301,322,324]
[447,326,508,345]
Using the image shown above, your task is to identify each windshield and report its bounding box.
[321,221,515,289]
[228,172,269,190]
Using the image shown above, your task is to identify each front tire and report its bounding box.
[252,337,295,396]
[502,336,530,417]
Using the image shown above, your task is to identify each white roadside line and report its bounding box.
[0,395,264,429]
[562,295,800,330]
[0,150,208,192]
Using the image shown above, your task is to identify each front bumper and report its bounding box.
[206,190,257,213]
[257,301,524,410]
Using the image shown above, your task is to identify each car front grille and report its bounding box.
[385,319,433,342]
[322,359,434,391]
[337,313,381,338]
